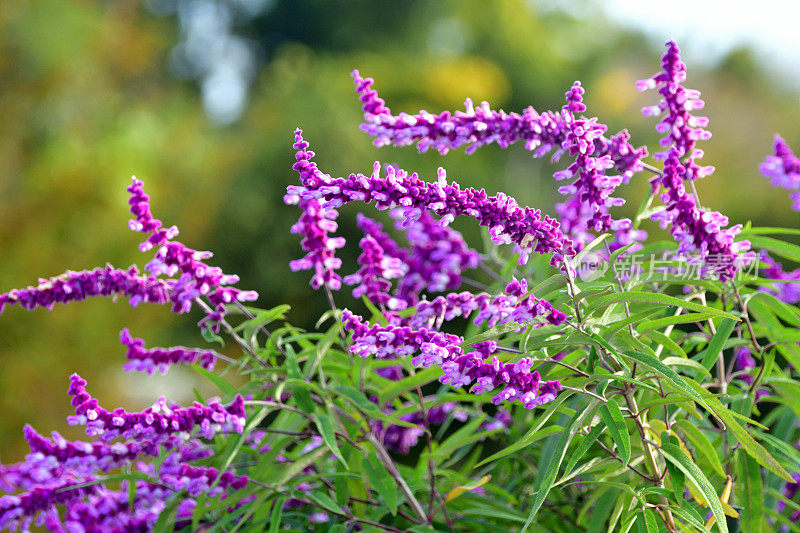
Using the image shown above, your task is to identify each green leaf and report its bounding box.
[312,413,347,468]
[635,509,658,533]
[201,327,225,346]
[521,401,598,532]
[737,452,764,533]
[665,457,685,504]
[190,364,237,396]
[700,318,737,371]
[636,312,717,334]
[565,420,606,474]
[683,380,793,482]
[268,497,286,533]
[477,391,575,467]
[308,491,341,514]
[599,400,631,465]
[378,367,440,404]
[641,330,687,358]
[362,454,398,515]
[674,420,726,478]
[742,226,800,237]
[662,357,712,378]
[589,291,738,320]
[748,235,800,262]
[659,442,727,533]
[434,416,490,459]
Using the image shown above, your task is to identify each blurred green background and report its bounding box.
[1,0,799,458]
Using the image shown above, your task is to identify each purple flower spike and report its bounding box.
[0,477,97,533]
[127,177,180,252]
[66,374,246,440]
[351,70,646,179]
[735,346,756,385]
[556,81,630,234]
[0,264,172,316]
[650,148,753,281]
[342,311,560,408]
[760,251,800,304]
[119,328,216,375]
[637,40,714,181]
[392,209,480,302]
[761,135,800,210]
[161,464,248,498]
[285,143,347,291]
[288,130,574,267]
[343,235,407,310]
[126,177,258,332]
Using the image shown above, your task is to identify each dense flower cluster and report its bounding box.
[760,135,800,211]
[650,149,753,281]
[342,310,561,408]
[285,194,346,290]
[637,40,713,181]
[289,130,573,266]
[759,251,800,304]
[161,464,248,497]
[555,82,630,234]
[127,178,258,332]
[119,328,216,374]
[0,264,171,316]
[352,70,646,179]
[394,210,480,301]
[343,234,407,309]
[67,374,246,440]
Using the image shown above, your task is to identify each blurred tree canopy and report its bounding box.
[0,0,798,456]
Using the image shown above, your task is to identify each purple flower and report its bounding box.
[22,425,173,476]
[343,235,407,310]
[0,264,171,316]
[161,464,248,497]
[391,209,480,303]
[289,129,574,267]
[119,328,216,375]
[759,251,800,304]
[650,149,753,282]
[342,311,561,408]
[637,40,713,181]
[127,178,258,332]
[761,135,800,210]
[352,71,646,179]
[0,476,98,532]
[285,195,346,291]
[66,374,246,440]
[555,81,630,234]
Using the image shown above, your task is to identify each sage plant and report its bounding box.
[2,40,800,533]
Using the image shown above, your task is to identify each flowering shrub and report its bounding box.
[3,40,800,532]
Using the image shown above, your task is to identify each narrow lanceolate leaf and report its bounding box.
[737,452,764,533]
[599,401,630,465]
[445,475,491,503]
[747,235,800,263]
[636,312,716,334]
[635,509,658,533]
[674,420,726,478]
[588,291,739,320]
[362,454,398,515]
[477,391,575,467]
[659,443,728,533]
[565,421,606,475]
[522,402,598,532]
[683,380,793,483]
[700,318,737,371]
[312,414,347,468]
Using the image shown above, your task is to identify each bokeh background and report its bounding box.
[1,0,799,458]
